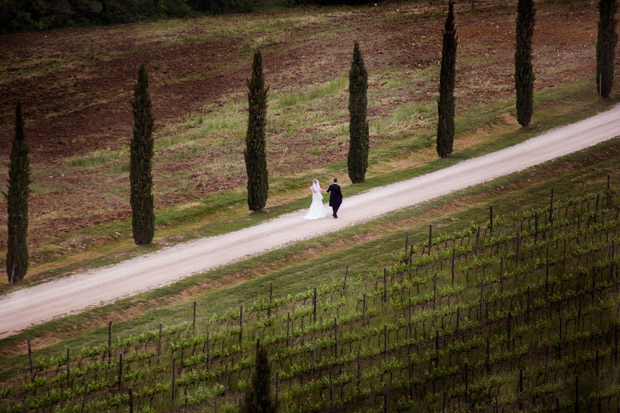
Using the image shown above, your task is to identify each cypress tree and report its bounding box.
[436,1,458,158]
[515,0,535,127]
[348,41,369,184]
[240,341,277,413]
[596,0,618,98]
[5,102,31,284]
[244,50,269,212]
[130,64,155,245]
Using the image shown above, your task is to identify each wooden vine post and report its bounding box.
[433,272,438,310]
[81,384,88,413]
[192,301,196,333]
[607,175,612,207]
[205,330,210,368]
[383,267,388,303]
[506,312,512,350]
[363,293,367,322]
[479,279,485,322]
[334,317,338,359]
[66,348,70,384]
[464,362,469,404]
[313,288,317,323]
[404,231,409,254]
[286,312,291,346]
[118,353,123,390]
[499,257,504,293]
[157,323,162,363]
[428,224,433,255]
[171,358,177,404]
[384,382,388,413]
[357,350,361,393]
[129,388,133,413]
[408,298,413,338]
[268,282,273,317]
[27,340,34,382]
[549,188,554,223]
[451,247,456,285]
[518,368,523,410]
[383,324,388,360]
[108,321,113,363]
[239,305,243,347]
[486,337,490,373]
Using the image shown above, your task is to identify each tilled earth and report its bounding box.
[0,0,602,273]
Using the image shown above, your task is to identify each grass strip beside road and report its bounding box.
[9,80,615,291]
[0,132,617,380]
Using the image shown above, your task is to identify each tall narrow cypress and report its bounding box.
[436,1,458,158]
[596,0,618,98]
[244,50,269,212]
[130,64,155,245]
[240,342,277,413]
[5,102,31,283]
[348,41,369,184]
[515,0,536,127]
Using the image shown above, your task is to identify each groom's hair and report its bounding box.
[333,178,338,182]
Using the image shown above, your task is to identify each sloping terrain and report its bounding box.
[0,0,600,270]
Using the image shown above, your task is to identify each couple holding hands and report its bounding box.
[303,178,342,220]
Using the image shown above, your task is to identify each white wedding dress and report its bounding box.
[304,180,327,220]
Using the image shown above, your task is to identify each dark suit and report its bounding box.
[327,183,343,217]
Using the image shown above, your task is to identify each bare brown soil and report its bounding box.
[0,0,601,274]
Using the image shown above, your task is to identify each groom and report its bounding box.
[327,178,343,218]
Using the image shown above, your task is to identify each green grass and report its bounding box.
[2,132,617,366]
[1,140,618,411]
[0,0,610,292]
[7,81,611,294]
[275,77,347,109]
[0,5,617,412]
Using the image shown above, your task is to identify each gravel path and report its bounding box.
[1,105,619,339]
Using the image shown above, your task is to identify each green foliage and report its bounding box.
[515,0,536,127]
[348,41,369,184]
[436,1,457,158]
[193,0,257,14]
[240,342,277,413]
[244,50,270,212]
[596,0,618,98]
[287,0,376,5]
[5,102,31,283]
[2,185,620,412]
[130,64,155,245]
[0,0,192,33]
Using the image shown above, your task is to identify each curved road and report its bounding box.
[1,105,619,339]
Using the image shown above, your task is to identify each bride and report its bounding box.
[303,179,327,220]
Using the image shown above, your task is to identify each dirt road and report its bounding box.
[1,105,619,339]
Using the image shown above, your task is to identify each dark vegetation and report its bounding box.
[130,64,156,246]
[0,0,377,33]
[240,342,278,413]
[515,0,536,127]
[347,42,369,184]
[244,50,269,212]
[0,1,617,410]
[4,103,30,284]
[436,1,457,158]
[1,178,618,411]
[0,1,603,270]
[596,0,619,98]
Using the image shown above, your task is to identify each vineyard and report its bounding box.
[1,178,618,412]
